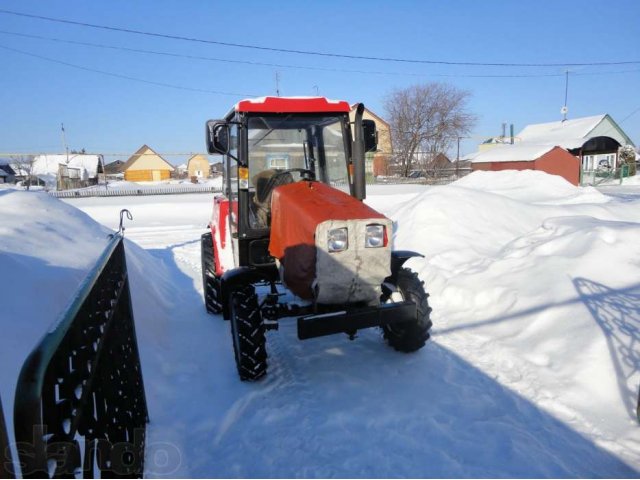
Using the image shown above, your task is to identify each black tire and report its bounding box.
[381,268,432,352]
[229,285,268,381]
[201,232,223,314]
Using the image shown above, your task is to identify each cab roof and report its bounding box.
[234,96,351,114]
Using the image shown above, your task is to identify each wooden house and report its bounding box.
[187,154,210,179]
[123,145,175,182]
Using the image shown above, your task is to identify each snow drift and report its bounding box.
[0,189,174,472]
[386,171,640,468]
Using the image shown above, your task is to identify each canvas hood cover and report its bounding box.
[269,181,391,301]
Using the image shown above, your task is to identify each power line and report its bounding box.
[618,105,640,124]
[0,30,568,79]
[594,105,640,140]
[1,8,639,68]
[0,44,255,97]
[4,30,640,80]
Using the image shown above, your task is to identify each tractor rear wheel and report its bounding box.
[382,268,432,352]
[229,285,268,381]
[201,232,223,314]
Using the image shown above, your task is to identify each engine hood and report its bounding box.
[269,181,392,303]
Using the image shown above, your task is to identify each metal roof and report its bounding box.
[234,96,351,113]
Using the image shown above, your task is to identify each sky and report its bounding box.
[1,0,639,165]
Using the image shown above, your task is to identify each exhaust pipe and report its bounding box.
[353,103,366,200]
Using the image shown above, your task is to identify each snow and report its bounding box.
[1,170,639,477]
[0,190,113,465]
[453,169,609,204]
[468,144,555,163]
[516,115,606,150]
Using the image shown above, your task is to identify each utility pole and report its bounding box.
[61,123,69,163]
[456,136,461,178]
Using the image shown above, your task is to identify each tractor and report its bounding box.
[201,96,432,381]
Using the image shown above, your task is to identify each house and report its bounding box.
[515,114,635,173]
[424,152,451,170]
[470,145,580,185]
[175,163,188,177]
[210,162,224,176]
[186,154,210,179]
[122,145,175,182]
[349,105,393,176]
[104,160,126,176]
[32,154,104,190]
[0,161,15,184]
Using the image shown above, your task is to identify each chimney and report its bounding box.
[510,124,514,144]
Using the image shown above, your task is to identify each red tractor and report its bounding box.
[201,97,432,380]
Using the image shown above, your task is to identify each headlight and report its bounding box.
[365,224,387,248]
[327,227,348,252]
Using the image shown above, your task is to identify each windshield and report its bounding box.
[247,114,349,186]
[246,114,350,228]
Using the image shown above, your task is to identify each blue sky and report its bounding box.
[1,0,638,164]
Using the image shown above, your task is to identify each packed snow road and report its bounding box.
[56,173,639,478]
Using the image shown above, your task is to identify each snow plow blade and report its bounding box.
[297,301,417,340]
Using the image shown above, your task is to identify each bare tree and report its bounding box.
[10,155,36,190]
[384,83,475,176]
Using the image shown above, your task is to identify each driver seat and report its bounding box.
[252,169,294,226]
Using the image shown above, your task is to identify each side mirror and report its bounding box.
[206,120,230,155]
[363,120,378,153]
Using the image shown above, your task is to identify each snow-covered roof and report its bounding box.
[516,115,606,150]
[470,144,555,163]
[460,151,481,162]
[33,154,102,178]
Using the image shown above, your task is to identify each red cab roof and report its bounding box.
[235,96,351,113]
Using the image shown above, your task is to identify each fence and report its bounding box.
[48,171,473,199]
[13,234,148,478]
[49,184,222,199]
[581,164,634,186]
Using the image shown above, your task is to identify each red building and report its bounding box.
[470,145,580,185]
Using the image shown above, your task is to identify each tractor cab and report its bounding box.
[206,97,376,270]
[202,97,432,381]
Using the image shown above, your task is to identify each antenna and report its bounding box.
[313,85,319,96]
[561,70,569,121]
[275,71,281,97]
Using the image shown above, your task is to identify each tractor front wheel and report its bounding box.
[381,268,432,352]
[229,285,268,381]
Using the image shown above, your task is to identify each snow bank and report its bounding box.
[0,190,174,471]
[386,170,640,467]
[0,191,112,454]
[453,170,609,204]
